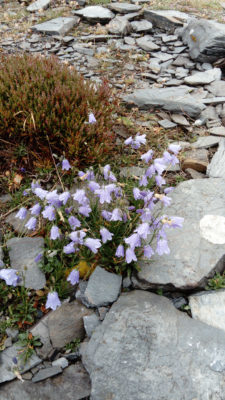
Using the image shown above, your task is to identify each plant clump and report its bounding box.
[0,53,116,170]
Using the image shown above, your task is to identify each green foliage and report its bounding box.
[0,54,116,169]
[64,338,81,352]
[206,272,225,290]
[17,332,42,363]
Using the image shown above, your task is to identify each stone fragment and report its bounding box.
[83,314,101,338]
[184,68,221,85]
[5,328,18,342]
[0,343,41,384]
[203,97,225,105]
[191,135,221,149]
[182,148,208,173]
[108,2,141,13]
[171,114,190,126]
[32,17,80,36]
[148,58,161,73]
[72,45,94,56]
[173,55,194,67]
[107,16,131,36]
[5,211,31,235]
[162,34,177,42]
[52,357,69,369]
[201,105,218,121]
[152,52,174,62]
[206,80,225,97]
[185,168,206,179]
[199,215,225,244]
[0,194,11,204]
[6,237,46,290]
[130,20,152,33]
[136,36,159,51]
[123,87,205,117]
[135,178,225,290]
[207,138,225,178]
[182,18,225,63]
[209,126,225,136]
[32,366,62,382]
[144,9,189,33]
[73,6,115,23]
[48,300,93,348]
[84,266,122,307]
[158,119,177,129]
[82,291,225,400]
[27,0,51,12]
[189,290,225,332]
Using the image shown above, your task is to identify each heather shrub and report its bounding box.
[0,53,116,169]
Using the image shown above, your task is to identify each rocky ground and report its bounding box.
[1,0,225,398]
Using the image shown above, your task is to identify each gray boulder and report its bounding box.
[82,290,225,400]
[182,18,225,63]
[107,16,131,36]
[135,178,225,290]
[123,87,205,117]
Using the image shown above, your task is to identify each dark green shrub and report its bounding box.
[0,53,116,169]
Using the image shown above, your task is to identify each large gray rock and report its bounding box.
[182,18,225,63]
[1,363,91,400]
[189,289,225,332]
[207,138,225,178]
[48,300,93,348]
[0,343,41,384]
[27,0,51,12]
[108,2,141,14]
[73,6,115,23]
[6,237,46,290]
[82,290,225,400]
[184,68,221,85]
[84,266,122,307]
[144,9,189,33]
[135,178,225,290]
[206,80,225,97]
[123,87,205,117]
[31,17,80,36]
[192,135,221,149]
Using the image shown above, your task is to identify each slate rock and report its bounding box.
[203,97,225,105]
[123,87,205,117]
[1,363,90,399]
[207,138,225,178]
[73,6,115,24]
[5,211,31,235]
[32,17,80,36]
[209,126,225,136]
[136,35,159,51]
[171,113,190,126]
[27,0,51,12]
[30,314,52,358]
[32,366,62,382]
[48,300,93,348]
[192,135,221,149]
[83,314,101,338]
[135,178,225,290]
[107,16,131,36]
[189,289,225,332]
[184,68,221,85]
[206,80,225,97]
[182,148,208,173]
[6,237,46,290]
[182,17,225,62]
[158,119,177,129]
[82,290,225,400]
[108,2,141,14]
[52,357,69,369]
[84,266,122,307]
[200,215,225,244]
[0,343,41,384]
[130,19,152,33]
[144,9,189,33]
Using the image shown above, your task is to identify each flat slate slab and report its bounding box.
[135,178,225,290]
[73,6,115,23]
[108,2,141,14]
[31,17,80,36]
[123,87,205,117]
[207,138,225,178]
[27,0,51,12]
[144,9,189,33]
[82,290,225,400]
[6,237,46,290]
[184,68,221,85]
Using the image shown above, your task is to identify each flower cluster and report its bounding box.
[1,135,183,311]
